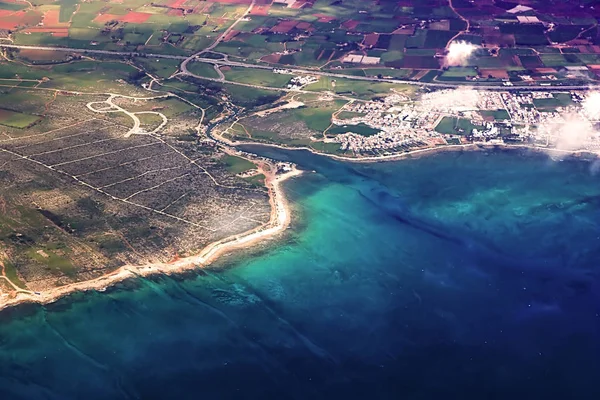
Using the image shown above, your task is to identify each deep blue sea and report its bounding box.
[1,148,599,399]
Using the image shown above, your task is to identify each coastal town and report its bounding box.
[330,89,600,155]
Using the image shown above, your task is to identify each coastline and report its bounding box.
[0,166,303,312]
[237,139,600,163]
[215,127,600,163]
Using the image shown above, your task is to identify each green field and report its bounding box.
[327,123,380,136]
[222,155,256,175]
[435,116,480,135]
[305,77,416,99]
[540,54,582,67]
[0,109,41,128]
[27,247,75,277]
[223,68,291,88]
[480,109,510,121]
[295,102,345,132]
[0,1,27,11]
[532,93,574,109]
[59,0,79,23]
[2,260,27,289]
[187,62,221,79]
[222,84,283,108]
[134,58,180,79]
[440,67,478,78]
[243,173,265,187]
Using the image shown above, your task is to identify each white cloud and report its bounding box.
[537,112,597,152]
[444,41,478,67]
[582,91,600,120]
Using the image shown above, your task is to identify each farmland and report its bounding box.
[1,0,599,84]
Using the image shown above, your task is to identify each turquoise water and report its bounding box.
[1,148,599,399]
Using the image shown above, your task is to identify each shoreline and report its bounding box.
[0,167,303,312]
[236,139,600,163]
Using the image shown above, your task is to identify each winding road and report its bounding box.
[179,0,256,80]
[86,94,169,137]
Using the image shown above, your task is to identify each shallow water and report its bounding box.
[1,148,599,399]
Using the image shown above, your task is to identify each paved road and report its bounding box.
[1,44,599,91]
[180,0,256,78]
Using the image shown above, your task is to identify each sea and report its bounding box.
[0,147,599,400]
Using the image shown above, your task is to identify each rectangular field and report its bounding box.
[0,108,41,128]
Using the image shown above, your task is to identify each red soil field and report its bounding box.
[397,0,445,5]
[250,5,270,15]
[271,20,297,33]
[393,25,416,35]
[567,39,589,46]
[193,3,212,14]
[342,20,359,30]
[363,33,379,47]
[42,9,60,26]
[0,10,41,30]
[167,9,184,16]
[0,20,17,29]
[292,0,314,9]
[401,55,441,69]
[0,10,14,17]
[94,13,120,23]
[313,14,335,23]
[222,29,240,42]
[479,68,509,79]
[534,68,557,74]
[212,0,252,3]
[18,49,66,60]
[482,33,515,47]
[169,0,188,7]
[261,54,281,63]
[518,55,543,69]
[295,21,311,30]
[120,12,152,23]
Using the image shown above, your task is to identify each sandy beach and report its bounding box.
[0,166,302,311]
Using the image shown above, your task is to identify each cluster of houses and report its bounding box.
[327,89,600,154]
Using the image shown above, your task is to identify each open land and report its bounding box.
[0,55,304,308]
